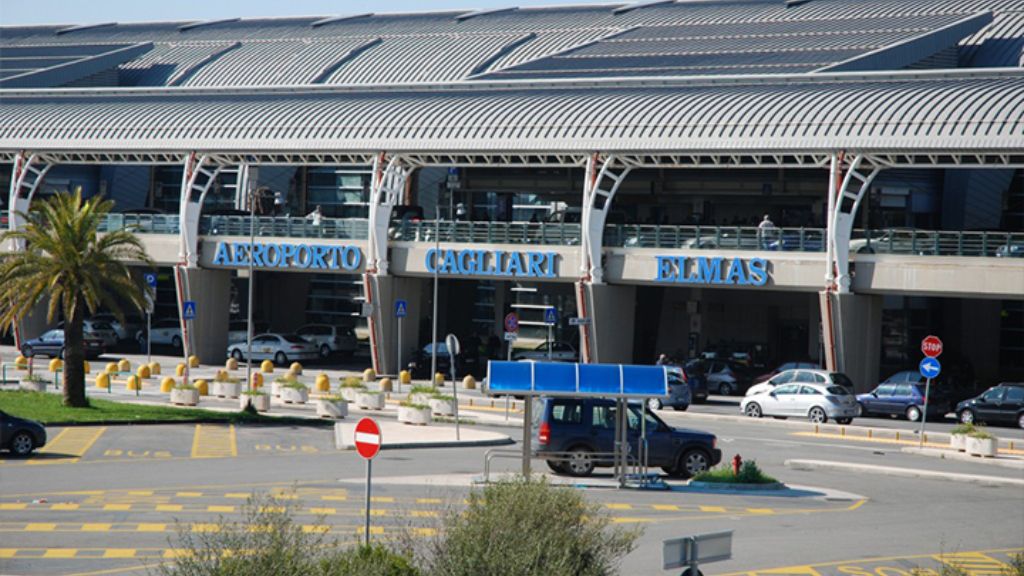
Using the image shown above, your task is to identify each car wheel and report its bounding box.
[564,447,595,477]
[744,402,762,418]
[546,460,566,474]
[9,432,35,457]
[319,345,331,359]
[21,345,33,358]
[959,409,975,425]
[835,417,853,425]
[1017,412,1024,430]
[171,335,182,349]
[808,407,828,424]
[59,348,65,359]
[718,382,734,396]
[231,349,244,361]
[274,352,288,366]
[677,448,711,479]
[905,406,922,422]
[857,402,867,417]
[673,404,689,412]
[647,398,662,411]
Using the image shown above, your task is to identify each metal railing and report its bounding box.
[98,214,180,234]
[391,219,581,246]
[198,215,369,240]
[851,229,1024,258]
[605,224,825,252]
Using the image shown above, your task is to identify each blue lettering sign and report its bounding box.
[654,256,770,287]
[211,242,363,271]
[424,249,559,278]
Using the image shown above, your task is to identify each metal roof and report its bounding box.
[1,69,1022,156]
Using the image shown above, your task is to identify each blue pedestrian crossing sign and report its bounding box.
[182,301,197,320]
[144,273,158,288]
[394,299,408,318]
[544,307,558,326]
[919,357,941,379]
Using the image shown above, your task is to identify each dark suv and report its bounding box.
[534,398,721,478]
[956,383,1024,428]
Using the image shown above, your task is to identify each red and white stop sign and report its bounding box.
[354,417,382,460]
[921,335,943,358]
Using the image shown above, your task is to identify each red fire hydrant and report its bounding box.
[732,454,743,476]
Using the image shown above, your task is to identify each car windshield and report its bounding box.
[827,385,850,395]
[280,334,308,344]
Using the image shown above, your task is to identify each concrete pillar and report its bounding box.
[583,283,636,364]
[181,268,231,365]
[832,293,882,393]
[17,300,55,345]
[367,275,430,375]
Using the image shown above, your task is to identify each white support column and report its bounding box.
[828,154,881,293]
[366,153,411,276]
[6,151,54,251]
[177,152,227,269]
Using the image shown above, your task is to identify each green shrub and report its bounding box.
[173,383,197,391]
[320,394,344,402]
[420,477,639,576]
[431,394,454,402]
[341,376,363,388]
[409,385,437,396]
[968,427,995,440]
[283,381,308,391]
[399,401,429,410]
[318,545,419,576]
[23,373,47,383]
[950,423,975,435]
[693,460,778,485]
[241,390,267,397]
[1002,553,1024,576]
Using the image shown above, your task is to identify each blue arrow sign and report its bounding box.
[544,307,558,326]
[919,357,941,379]
[144,273,158,288]
[182,301,197,320]
[394,299,408,318]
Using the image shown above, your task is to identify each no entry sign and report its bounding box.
[354,417,381,460]
[921,335,943,358]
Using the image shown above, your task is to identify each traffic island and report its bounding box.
[334,419,512,450]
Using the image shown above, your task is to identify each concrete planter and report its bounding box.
[316,399,348,419]
[410,392,434,405]
[19,380,47,393]
[966,436,998,457]
[212,381,242,399]
[950,434,968,452]
[356,391,385,410]
[399,405,432,425]
[280,387,309,404]
[340,387,363,402]
[429,397,456,416]
[241,393,270,412]
[271,381,284,397]
[170,388,199,406]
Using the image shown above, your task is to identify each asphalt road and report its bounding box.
[1,413,1021,576]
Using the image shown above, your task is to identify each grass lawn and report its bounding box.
[692,461,779,485]
[0,390,327,426]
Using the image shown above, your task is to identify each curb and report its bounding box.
[784,459,1024,488]
[900,446,1024,470]
[687,480,786,491]
[41,418,334,427]
[352,437,516,451]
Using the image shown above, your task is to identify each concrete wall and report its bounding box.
[390,242,580,283]
[831,293,883,393]
[584,283,636,364]
[181,268,231,365]
[367,275,431,375]
[852,255,1024,300]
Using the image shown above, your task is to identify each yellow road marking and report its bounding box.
[715,547,1024,576]
[224,492,249,499]
[207,505,235,513]
[26,523,56,531]
[370,496,394,503]
[190,425,237,459]
[302,525,330,533]
[321,495,347,501]
[0,503,27,510]
[102,549,136,558]
[605,503,633,510]
[652,504,680,511]
[128,491,153,496]
[103,504,130,511]
[416,498,442,504]
[611,517,652,524]
[792,431,1024,455]
[700,505,726,513]
[176,491,202,498]
[31,427,106,463]
[0,549,16,558]
[50,503,79,510]
[191,523,220,532]
[310,507,336,515]
[411,510,439,517]
[44,549,78,558]
[137,524,166,532]
[370,509,389,516]
[747,508,774,514]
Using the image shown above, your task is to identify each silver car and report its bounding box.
[137,319,182,349]
[646,367,691,411]
[89,313,141,342]
[227,333,318,365]
[296,324,358,359]
[60,320,118,348]
[741,382,858,424]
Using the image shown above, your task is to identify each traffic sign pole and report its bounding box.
[919,377,932,448]
[354,418,381,546]
[917,336,943,447]
[365,458,372,547]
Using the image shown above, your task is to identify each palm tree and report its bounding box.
[1,190,153,407]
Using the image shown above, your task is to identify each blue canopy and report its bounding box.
[486,360,668,398]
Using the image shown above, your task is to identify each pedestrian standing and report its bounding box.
[758,214,776,248]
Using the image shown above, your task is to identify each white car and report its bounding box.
[137,319,182,349]
[89,313,141,342]
[741,381,858,424]
[512,341,578,362]
[227,333,318,365]
[745,369,854,397]
[296,324,358,359]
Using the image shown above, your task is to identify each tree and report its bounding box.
[0,190,152,407]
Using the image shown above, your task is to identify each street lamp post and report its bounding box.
[244,183,257,404]
[430,193,441,381]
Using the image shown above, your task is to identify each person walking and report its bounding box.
[757,213,776,249]
[306,204,323,226]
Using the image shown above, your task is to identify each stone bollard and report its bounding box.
[160,377,176,393]
[434,373,445,386]
[226,357,238,371]
[399,370,412,385]
[290,362,303,375]
[95,373,110,389]
[363,368,376,382]
[380,378,393,392]
[315,373,330,392]
[126,375,141,391]
[176,363,186,377]
[250,372,264,389]
[137,365,151,379]
[118,359,131,373]
[149,362,161,375]
[106,362,119,374]
[194,379,209,396]
[49,358,63,372]
[463,375,476,390]
[261,360,274,373]
[188,355,200,368]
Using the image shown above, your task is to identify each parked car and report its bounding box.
[227,320,270,345]
[88,313,142,342]
[857,371,951,422]
[57,320,118,348]
[691,358,749,396]
[741,381,858,424]
[408,341,458,378]
[137,319,183,349]
[747,369,854,397]
[296,323,358,359]
[0,410,47,457]
[20,329,106,359]
[512,341,578,362]
[227,333,319,365]
[534,397,721,478]
[752,361,821,385]
[995,242,1024,258]
[955,382,1024,428]
[646,366,691,411]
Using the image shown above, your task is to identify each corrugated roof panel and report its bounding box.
[961,11,1024,65]
[324,33,527,84]
[118,42,233,86]
[180,39,374,86]
[484,28,624,72]
[571,30,924,55]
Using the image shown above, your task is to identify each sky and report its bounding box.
[0,0,594,26]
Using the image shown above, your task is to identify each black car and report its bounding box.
[21,328,106,359]
[534,397,721,478]
[1,410,47,457]
[956,383,1024,428]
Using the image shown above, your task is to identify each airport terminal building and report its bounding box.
[2,0,1023,392]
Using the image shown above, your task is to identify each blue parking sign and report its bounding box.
[395,299,408,318]
[544,307,558,326]
[919,357,941,379]
[182,301,197,320]
[144,273,157,288]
